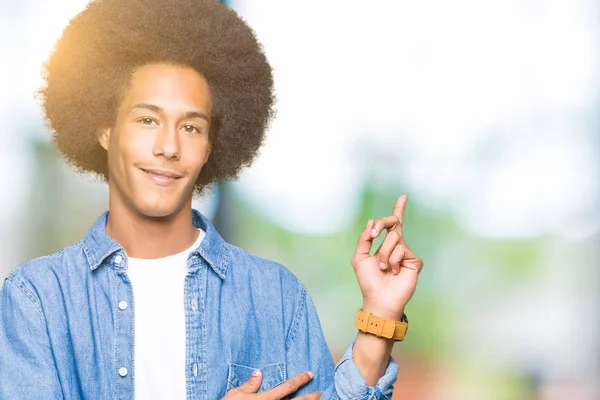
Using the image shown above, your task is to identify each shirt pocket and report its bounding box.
[226,362,286,392]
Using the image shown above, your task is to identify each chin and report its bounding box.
[134,200,186,220]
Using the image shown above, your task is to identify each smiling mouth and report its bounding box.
[141,168,183,185]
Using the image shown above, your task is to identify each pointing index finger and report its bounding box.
[261,371,314,400]
[392,194,408,232]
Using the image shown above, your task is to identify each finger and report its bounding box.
[399,247,424,273]
[353,219,375,264]
[294,392,323,400]
[370,216,402,239]
[238,369,263,393]
[263,371,314,400]
[388,244,407,275]
[391,194,408,232]
[375,231,401,270]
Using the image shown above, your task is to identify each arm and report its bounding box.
[223,194,421,400]
[0,278,62,399]
[285,286,398,400]
[285,194,422,399]
[351,332,396,388]
[350,194,423,386]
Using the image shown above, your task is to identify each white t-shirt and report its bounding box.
[126,230,205,400]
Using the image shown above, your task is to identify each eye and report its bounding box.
[181,124,202,134]
[138,117,158,125]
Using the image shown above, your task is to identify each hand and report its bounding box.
[222,370,323,400]
[352,194,423,320]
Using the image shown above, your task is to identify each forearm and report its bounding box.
[287,285,397,399]
[352,332,394,386]
[328,339,399,400]
[352,302,403,385]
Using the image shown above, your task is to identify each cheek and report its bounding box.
[112,128,151,165]
[186,137,210,163]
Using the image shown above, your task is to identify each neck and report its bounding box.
[106,198,198,259]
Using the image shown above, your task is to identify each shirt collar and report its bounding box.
[82,209,229,279]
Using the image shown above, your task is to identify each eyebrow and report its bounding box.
[130,103,210,122]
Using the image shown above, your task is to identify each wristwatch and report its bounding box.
[354,309,409,341]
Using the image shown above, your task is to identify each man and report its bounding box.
[0,0,423,399]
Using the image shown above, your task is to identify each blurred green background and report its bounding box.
[0,0,598,399]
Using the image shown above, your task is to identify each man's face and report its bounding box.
[99,63,212,218]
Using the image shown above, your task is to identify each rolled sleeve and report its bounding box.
[333,341,398,400]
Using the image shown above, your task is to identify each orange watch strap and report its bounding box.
[354,309,408,341]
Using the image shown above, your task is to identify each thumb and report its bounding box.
[238,369,263,393]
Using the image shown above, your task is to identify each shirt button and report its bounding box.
[118,301,128,311]
[193,363,198,377]
[118,367,128,377]
[114,255,123,264]
[191,299,197,312]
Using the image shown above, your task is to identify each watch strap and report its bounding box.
[354,309,408,341]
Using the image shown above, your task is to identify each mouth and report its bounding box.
[140,168,184,186]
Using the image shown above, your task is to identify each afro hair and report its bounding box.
[40,0,275,193]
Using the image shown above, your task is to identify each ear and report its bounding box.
[98,127,111,151]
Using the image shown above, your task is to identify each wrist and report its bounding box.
[361,300,404,321]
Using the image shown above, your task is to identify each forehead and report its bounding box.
[120,63,212,114]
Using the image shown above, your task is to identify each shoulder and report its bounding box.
[4,242,85,301]
[224,242,304,292]
[223,243,310,319]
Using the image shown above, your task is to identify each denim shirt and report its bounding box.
[0,210,398,400]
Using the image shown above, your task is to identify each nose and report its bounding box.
[153,123,180,160]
